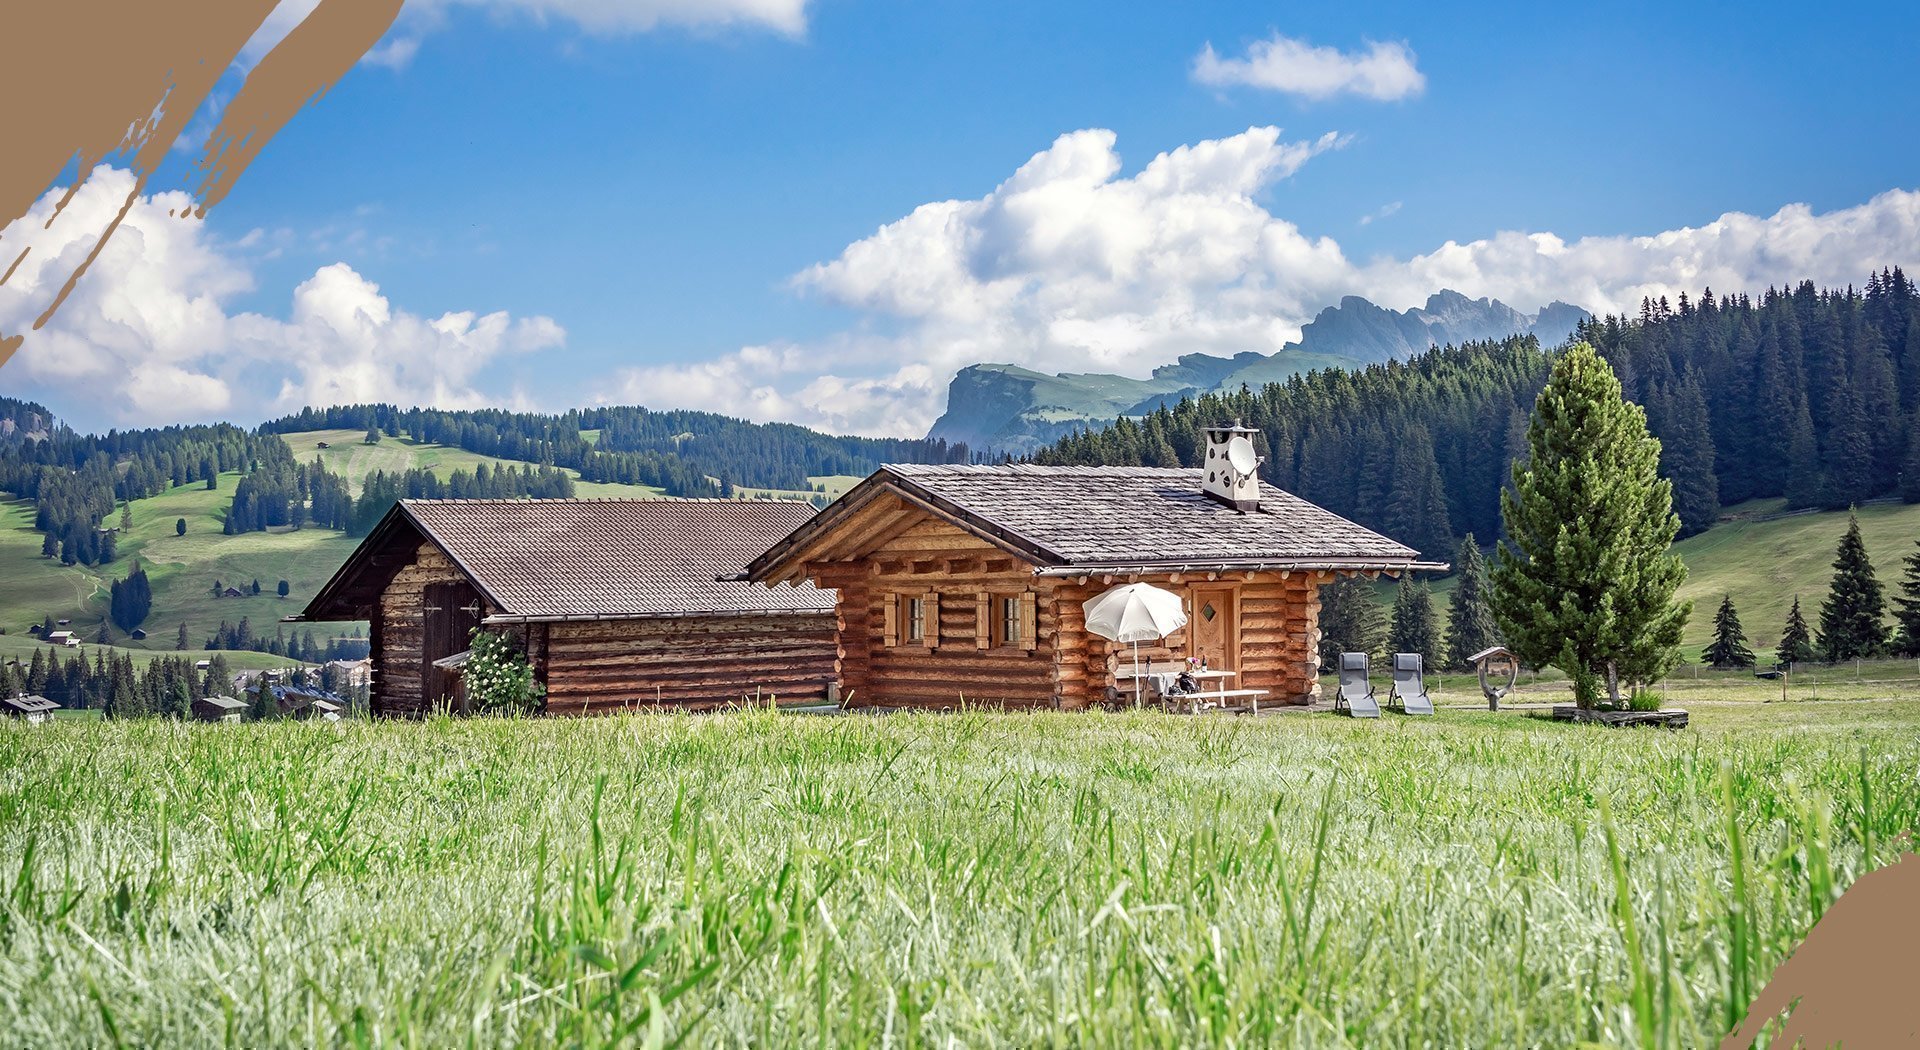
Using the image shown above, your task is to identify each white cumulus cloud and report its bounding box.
[0,168,563,426]
[612,126,1920,439]
[1193,34,1425,101]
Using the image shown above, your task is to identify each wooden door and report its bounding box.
[1187,585,1239,672]
[423,581,481,713]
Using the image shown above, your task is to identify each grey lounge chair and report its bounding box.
[1389,653,1434,715]
[1336,652,1380,718]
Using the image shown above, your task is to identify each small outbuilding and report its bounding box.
[745,425,1444,709]
[192,695,248,722]
[297,499,839,716]
[2,694,60,723]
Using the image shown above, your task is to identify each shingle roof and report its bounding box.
[2,694,59,714]
[401,499,837,620]
[752,465,1436,578]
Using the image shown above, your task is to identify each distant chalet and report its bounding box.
[746,443,1441,709]
[298,499,837,716]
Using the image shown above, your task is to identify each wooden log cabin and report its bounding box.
[296,499,838,716]
[743,424,1444,709]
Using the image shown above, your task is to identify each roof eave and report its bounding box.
[1033,558,1449,577]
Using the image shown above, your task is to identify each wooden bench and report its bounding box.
[1169,688,1268,714]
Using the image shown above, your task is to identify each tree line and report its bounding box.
[1033,272,1920,558]
[4,649,233,717]
[1,397,281,566]
[202,618,371,661]
[1034,336,1554,560]
[261,403,974,497]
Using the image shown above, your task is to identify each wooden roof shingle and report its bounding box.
[303,499,836,623]
[748,464,1445,580]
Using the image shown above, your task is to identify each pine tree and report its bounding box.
[176,623,191,650]
[1316,575,1386,670]
[1892,540,1920,657]
[1783,393,1823,509]
[1388,574,1439,666]
[1777,597,1816,665]
[1492,343,1690,707]
[1701,595,1755,668]
[1381,425,1453,559]
[1443,535,1499,669]
[176,517,187,536]
[1817,513,1887,661]
[1653,374,1719,536]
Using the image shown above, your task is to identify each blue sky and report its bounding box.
[5,0,1918,434]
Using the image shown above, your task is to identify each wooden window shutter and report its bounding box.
[975,592,990,649]
[1018,591,1038,652]
[883,596,898,648]
[925,592,940,649]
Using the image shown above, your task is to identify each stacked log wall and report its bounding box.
[542,614,836,715]
[1051,570,1323,709]
[817,519,1058,709]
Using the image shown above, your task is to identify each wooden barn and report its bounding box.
[297,499,838,716]
[744,425,1443,709]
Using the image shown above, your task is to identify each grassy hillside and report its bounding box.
[0,429,825,652]
[1390,499,1920,657]
[0,476,355,652]
[280,428,668,498]
[1672,499,1917,654]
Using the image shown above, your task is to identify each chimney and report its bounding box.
[1202,420,1263,512]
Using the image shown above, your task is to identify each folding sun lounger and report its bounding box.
[1336,652,1380,718]
[1389,653,1435,716]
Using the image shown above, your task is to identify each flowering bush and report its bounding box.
[465,630,544,715]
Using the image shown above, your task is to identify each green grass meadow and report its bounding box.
[2,700,1916,1046]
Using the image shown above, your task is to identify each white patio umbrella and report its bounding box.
[1082,582,1189,708]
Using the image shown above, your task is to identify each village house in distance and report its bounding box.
[297,500,838,715]
[745,424,1444,709]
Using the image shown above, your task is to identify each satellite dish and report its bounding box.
[1226,440,1260,481]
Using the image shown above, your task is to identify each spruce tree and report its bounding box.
[1892,540,1920,657]
[1654,374,1719,536]
[1817,513,1887,661]
[1316,575,1386,670]
[1388,574,1439,666]
[1777,597,1815,665]
[1492,343,1689,707]
[1702,595,1755,668]
[1444,535,1499,669]
[177,623,191,650]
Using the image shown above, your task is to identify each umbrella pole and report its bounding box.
[1133,640,1143,710]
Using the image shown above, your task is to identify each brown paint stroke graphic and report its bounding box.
[1722,851,1920,1048]
[0,0,403,369]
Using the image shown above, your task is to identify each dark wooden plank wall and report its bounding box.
[373,542,494,717]
[542,614,837,715]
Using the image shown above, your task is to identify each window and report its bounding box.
[988,591,1038,652]
[905,596,926,643]
[998,596,1022,648]
[887,592,938,648]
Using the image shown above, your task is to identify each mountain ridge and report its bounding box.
[927,291,1588,453]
